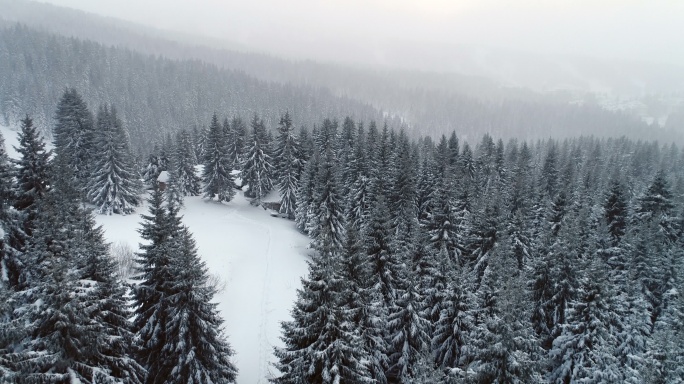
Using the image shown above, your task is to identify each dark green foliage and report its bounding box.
[52,88,94,190]
[242,114,274,204]
[202,113,236,203]
[272,253,373,384]
[86,105,142,215]
[133,188,237,383]
[273,112,303,219]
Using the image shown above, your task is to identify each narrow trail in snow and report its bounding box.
[229,198,275,383]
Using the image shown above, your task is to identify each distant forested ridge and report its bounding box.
[0,24,389,150]
[1,21,681,150]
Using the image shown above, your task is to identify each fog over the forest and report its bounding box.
[38,0,684,70]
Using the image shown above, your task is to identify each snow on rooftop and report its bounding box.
[157,171,169,183]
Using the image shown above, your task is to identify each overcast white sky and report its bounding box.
[39,0,684,67]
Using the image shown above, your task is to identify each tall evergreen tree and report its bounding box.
[432,267,473,372]
[167,128,201,205]
[468,247,540,384]
[9,169,144,383]
[310,147,345,255]
[338,212,389,384]
[132,187,182,380]
[272,253,373,384]
[294,151,319,234]
[5,115,51,287]
[548,258,622,383]
[365,195,402,307]
[604,179,628,246]
[86,105,142,215]
[242,114,274,204]
[386,272,431,383]
[52,88,95,190]
[202,113,236,203]
[0,129,15,287]
[273,112,303,219]
[158,226,238,383]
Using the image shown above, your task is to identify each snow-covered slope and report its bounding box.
[0,124,21,159]
[1,123,310,383]
[96,193,310,383]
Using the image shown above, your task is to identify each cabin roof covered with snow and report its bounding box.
[157,171,169,183]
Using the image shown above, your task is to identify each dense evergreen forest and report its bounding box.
[2,87,679,382]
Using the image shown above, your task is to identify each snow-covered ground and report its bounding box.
[1,123,310,383]
[0,124,21,159]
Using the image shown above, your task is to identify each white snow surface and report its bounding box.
[96,192,310,383]
[2,121,310,383]
[0,124,21,159]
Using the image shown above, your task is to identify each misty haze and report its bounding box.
[0,0,682,383]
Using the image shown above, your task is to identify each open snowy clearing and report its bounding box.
[97,192,311,383]
[1,124,310,383]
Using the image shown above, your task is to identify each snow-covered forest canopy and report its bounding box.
[0,0,683,382]
[0,85,682,382]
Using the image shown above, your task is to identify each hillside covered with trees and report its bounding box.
[1,87,680,381]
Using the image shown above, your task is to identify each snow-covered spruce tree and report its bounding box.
[158,226,237,384]
[294,150,319,233]
[633,170,679,327]
[12,115,50,221]
[191,125,207,164]
[337,117,357,196]
[202,113,236,203]
[14,203,98,382]
[604,178,628,246]
[242,114,274,204]
[432,266,473,373]
[416,148,437,224]
[529,191,577,355]
[644,279,684,383]
[81,229,146,383]
[141,147,163,189]
[273,112,303,219]
[309,146,345,254]
[0,128,16,286]
[228,116,247,166]
[10,173,144,383]
[338,211,389,384]
[272,252,373,384]
[597,186,650,383]
[388,131,416,228]
[365,194,402,308]
[133,190,237,383]
[86,105,142,215]
[167,128,201,206]
[5,115,51,287]
[468,246,540,384]
[386,271,431,383]
[548,256,622,383]
[427,175,459,265]
[132,187,182,379]
[52,87,95,189]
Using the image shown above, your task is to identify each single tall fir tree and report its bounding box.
[158,226,238,383]
[273,112,303,219]
[242,114,274,204]
[202,113,235,203]
[52,88,95,190]
[86,105,142,214]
